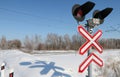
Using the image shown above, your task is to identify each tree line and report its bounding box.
[0,34,120,51]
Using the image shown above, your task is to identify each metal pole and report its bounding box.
[86,24,92,77]
[87,47,92,77]
[78,20,93,77]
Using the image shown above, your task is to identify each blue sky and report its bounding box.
[0,0,120,40]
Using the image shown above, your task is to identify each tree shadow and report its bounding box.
[20,62,32,65]
[52,71,71,77]
[20,60,71,77]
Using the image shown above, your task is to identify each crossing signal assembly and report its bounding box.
[72,1,95,23]
[93,8,113,24]
[72,1,113,27]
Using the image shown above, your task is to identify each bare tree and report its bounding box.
[24,36,33,52]
[71,34,85,50]
[23,35,41,52]
[63,34,71,50]
[58,35,64,50]
[32,35,41,50]
[7,39,21,49]
[45,33,59,50]
[0,36,8,49]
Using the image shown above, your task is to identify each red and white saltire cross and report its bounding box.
[78,26,103,55]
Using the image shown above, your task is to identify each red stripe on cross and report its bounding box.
[78,26,103,55]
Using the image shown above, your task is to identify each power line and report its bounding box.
[105,25,120,33]
[0,7,70,25]
[0,7,77,31]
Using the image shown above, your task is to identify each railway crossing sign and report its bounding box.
[78,26,103,55]
[79,53,103,73]
[78,26,103,73]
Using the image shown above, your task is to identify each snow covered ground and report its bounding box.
[0,49,120,77]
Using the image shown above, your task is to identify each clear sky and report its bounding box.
[0,0,120,40]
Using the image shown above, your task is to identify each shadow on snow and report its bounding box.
[20,60,71,77]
